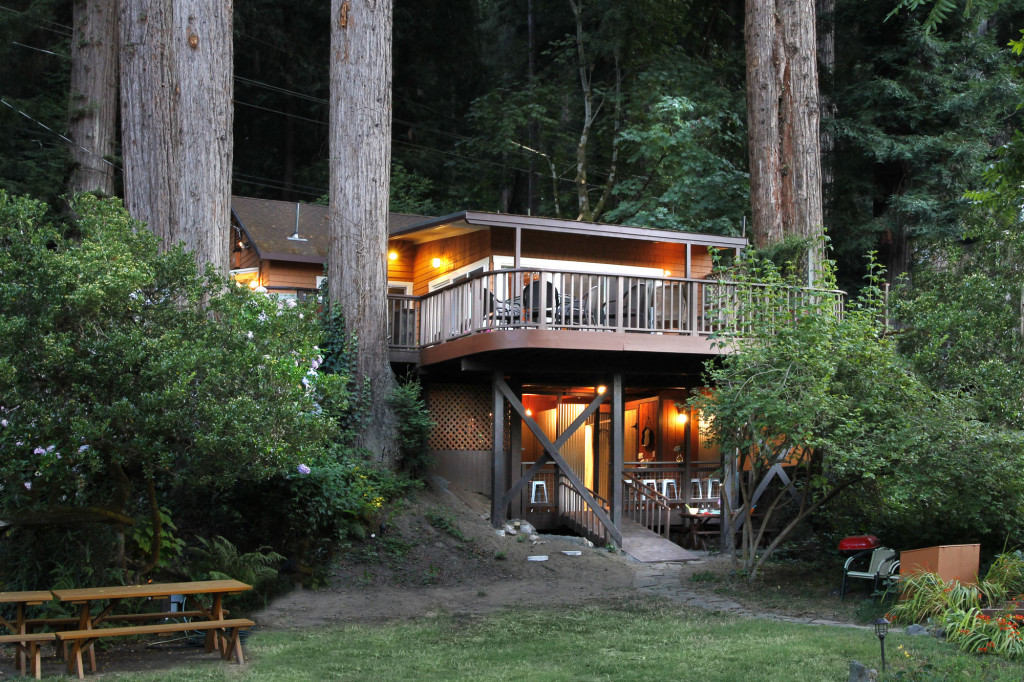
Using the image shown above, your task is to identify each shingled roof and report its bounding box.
[231,196,431,264]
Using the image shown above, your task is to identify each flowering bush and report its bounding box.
[0,192,343,584]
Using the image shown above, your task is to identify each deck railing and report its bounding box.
[387,268,843,350]
[558,474,620,546]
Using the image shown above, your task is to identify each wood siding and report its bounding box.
[429,450,491,495]
[411,231,492,296]
[387,239,415,282]
[492,228,689,275]
[265,261,322,291]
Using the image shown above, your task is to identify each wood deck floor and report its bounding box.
[619,519,701,563]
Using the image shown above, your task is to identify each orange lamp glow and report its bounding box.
[388,250,398,262]
[525,408,533,417]
[596,385,607,395]
[431,257,442,269]
[676,411,688,424]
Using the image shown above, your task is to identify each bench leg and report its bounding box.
[31,641,41,680]
[66,641,85,680]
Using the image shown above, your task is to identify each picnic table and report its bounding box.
[48,579,253,679]
[0,590,54,678]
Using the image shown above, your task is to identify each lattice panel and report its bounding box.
[427,383,494,450]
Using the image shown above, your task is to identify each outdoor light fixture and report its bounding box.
[388,250,398,261]
[873,617,889,672]
[525,408,532,416]
[248,280,259,290]
[596,385,606,395]
[432,257,442,269]
[676,410,688,424]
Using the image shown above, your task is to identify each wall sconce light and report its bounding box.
[431,257,442,269]
[388,250,398,262]
[676,409,688,425]
[663,269,671,277]
[596,385,607,395]
[525,408,533,417]
[238,240,249,250]
[248,279,259,290]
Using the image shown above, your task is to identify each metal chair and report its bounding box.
[841,547,898,600]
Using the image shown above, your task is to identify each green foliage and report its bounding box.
[946,607,1024,659]
[387,379,434,478]
[128,507,186,573]
[693,250,932,578]
[188,536,284,587]
[0,192,340,583]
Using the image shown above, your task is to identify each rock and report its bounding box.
[513,521,521,528]
[847,660,877,682]
[528,534,541,542]
[519,521,536,534]
[905,624,929,636]
[585,540,594,548]
[495,529,505,537]
[502,524,517,535]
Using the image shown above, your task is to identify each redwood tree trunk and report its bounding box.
[329,0,398,465]
[745,0,823,266]
[68,0,118,197]
[119,0,232,274]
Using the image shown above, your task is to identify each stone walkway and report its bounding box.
[632,559,874,630]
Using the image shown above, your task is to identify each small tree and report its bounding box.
[692,250,928,579]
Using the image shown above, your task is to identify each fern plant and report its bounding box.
[188,536,283,588]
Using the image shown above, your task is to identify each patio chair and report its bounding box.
[605,281,651,329]
[840,547,898,600]
[522,280,559,324]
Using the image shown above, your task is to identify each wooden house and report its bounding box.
[231,197,841,553]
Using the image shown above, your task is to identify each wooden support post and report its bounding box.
[611,373,624,527]
[509,382,523,519]
[491,371,506,527]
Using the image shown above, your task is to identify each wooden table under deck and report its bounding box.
[0,591,53,677]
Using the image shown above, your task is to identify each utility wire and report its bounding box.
[0,97,120,171]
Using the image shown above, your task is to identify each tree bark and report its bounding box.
[745,0,823,269]
[68,0,119,197]
[329,0,398,466]
[119,0,232,275]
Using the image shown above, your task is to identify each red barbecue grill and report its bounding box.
[838,535,879,555]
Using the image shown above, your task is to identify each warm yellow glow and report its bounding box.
[664,269,671,277]
[248,279,259,290]
[388,250,398,261]
[431,257,442,268]
[676,411,688,424]
[525,408,532,417]
[597,385,607,395]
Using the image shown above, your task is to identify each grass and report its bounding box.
[105,600,1024,681]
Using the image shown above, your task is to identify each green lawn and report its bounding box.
[110,601,1024,681]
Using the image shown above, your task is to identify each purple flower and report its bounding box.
[46,445,55,453]
[78,445,90,453]
[297,464,311,475]
[33,447,45,455]
[23,481,31,491]
[0,419,7,428]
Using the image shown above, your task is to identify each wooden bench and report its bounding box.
[56,618,254,679]
[0,633,56,680]
[26,609,226,630]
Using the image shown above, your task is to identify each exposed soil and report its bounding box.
[254,479,643,629]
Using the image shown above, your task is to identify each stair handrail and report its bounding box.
[621,472,672,539]
[556,474,621,546]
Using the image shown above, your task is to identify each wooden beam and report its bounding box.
[494,379,614,536]
[610,374,624,526]
[491,372,506,527]
[497,379,605,510]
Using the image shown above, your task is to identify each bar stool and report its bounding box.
[642,479,658,492]
[530,481,548,504]
[689,478,703,500]
[706,478,721,500]
[661,479,679,500]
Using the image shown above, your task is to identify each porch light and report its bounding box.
[431,257,442,269]
[663,270,671,277]
[388,250,398,261]
[525,408,532,416]
[676,410,688,424]
[596,385,606,395]
[248,280,259,290]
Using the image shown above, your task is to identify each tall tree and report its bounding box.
[744,0,823,260]
[328,0,398,464]
[67,0,118,196]
[119,0,232,273]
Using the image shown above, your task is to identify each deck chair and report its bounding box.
[605,281,650,329]
[840,547,898,601]
[522,280,559,324]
